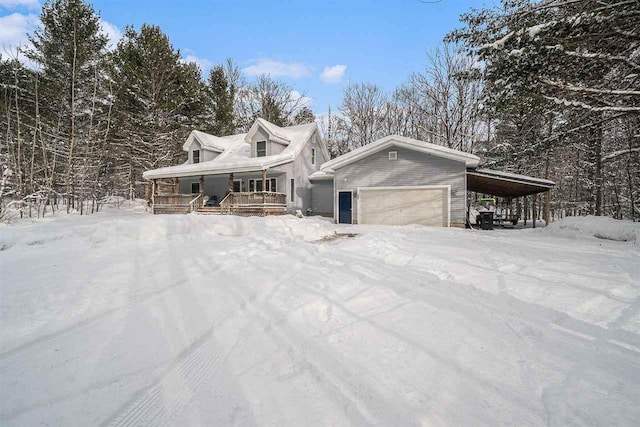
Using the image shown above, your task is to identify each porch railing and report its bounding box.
[189,194,204,212]
[219,191,287,213]
[153,194,196,206]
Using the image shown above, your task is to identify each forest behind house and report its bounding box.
[1,0,638,221]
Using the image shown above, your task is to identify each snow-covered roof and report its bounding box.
[320,135,480,172]
[471,169,555,186]
[144,120,318,180]
[467,168,555,197]
[245,118,291,145]
[182,130,232,153]
[308,170,334,181]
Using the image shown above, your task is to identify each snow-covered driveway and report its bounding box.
[1,208,639,426]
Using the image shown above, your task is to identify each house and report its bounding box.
[143,118,330,215]
[309,135,480,227]
[144,118,554,226]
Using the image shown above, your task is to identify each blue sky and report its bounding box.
[1,0,494,113]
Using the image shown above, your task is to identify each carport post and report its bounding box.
[532,195,536,229]
[545,190,551,225]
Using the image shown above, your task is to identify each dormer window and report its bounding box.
[192,150,200,163]
[256,141,267,157]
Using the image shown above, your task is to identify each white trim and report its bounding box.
[320,136,480,171]
[467,170,555,188]
[245,119,291,145]
[290,178,295,203]
[182,131,226,153]
[356,185,451,227]
[337,190,353,224]
[333,172,337,222]
[255,140,267,158]
[249,177,277,192]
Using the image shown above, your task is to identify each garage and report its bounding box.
[358,186,450,226]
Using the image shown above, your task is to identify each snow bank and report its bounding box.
[1,207,639,426]
[546,215,640,242]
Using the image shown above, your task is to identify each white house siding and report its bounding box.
[187,140,218,163]
[288,130,324,213]
[311,180,334,216]
[248,126,286,157]
[333,145,467,226]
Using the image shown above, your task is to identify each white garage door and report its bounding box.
[359,186,449,226]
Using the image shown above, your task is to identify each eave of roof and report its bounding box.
[467,168,555,197]
[320,135,480,172]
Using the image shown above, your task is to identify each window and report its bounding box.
[191,182,200,194]
[192,150,200,163]
[256,141,266,157]
[388,151,397,160]
[290,179,294,202]
[311,148,316,165]
[233,180,242,192]
[248,178,277,192]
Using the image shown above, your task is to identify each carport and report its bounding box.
[466,169,555,226]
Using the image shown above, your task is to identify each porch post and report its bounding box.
[262,169,267,191]
[228,173,234,192]
[153,179,158,195]
[199,176,204,207]
[545,189,551,225]
[173,177,179,194]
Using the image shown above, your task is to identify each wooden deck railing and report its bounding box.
[220,192,286,208]
[153,194,196,206]
[153,192,286,216]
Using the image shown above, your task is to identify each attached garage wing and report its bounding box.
[358,186,450,227]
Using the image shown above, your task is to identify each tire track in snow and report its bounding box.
[107,331,226,427]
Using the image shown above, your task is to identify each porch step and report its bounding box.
[196,207,222,214]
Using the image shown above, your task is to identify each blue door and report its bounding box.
[338,191,352,224]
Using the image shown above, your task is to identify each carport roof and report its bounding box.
[467,169,554,197]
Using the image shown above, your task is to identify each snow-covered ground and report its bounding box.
[1,207,639,426]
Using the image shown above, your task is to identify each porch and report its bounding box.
[149,170,288,216]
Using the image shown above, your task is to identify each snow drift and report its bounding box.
[545,215,640,242]
[1,207,639,426]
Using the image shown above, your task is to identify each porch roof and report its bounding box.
[467,169,555,197]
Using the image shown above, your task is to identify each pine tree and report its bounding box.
[109,24,207,198]
[25,0,110,212]
[207,61,236,135]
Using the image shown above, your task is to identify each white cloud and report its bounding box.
[0,12,39,59]
[181,49,213,76]
[290,90,313,106]
[0,0,40,9]
[99,19,122,51]
[320,64,346,84]
[242,58,311,79]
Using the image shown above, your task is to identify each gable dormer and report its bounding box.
[245,118,291,158]
[183,130,226,164]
